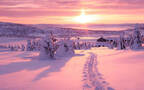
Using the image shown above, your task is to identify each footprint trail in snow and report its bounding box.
[82,53,115,90]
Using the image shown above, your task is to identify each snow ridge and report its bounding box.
[82,53,114,90]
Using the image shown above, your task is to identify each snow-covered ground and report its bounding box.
[0,48,88,90]
[94,48,144,90]
[0,46,144,90]
[0,22,144,90]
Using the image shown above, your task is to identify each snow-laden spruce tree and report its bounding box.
[117,33,126,50]
[55,38,75,57]
[21,44,25,51]
[26,40,32,51]
[39,33,57,59]
[10,45,15,51]
[76,37,81,49]
[130,24,142,49]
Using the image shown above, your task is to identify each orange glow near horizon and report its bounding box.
[73,9,101,24]
[1,14,144,24]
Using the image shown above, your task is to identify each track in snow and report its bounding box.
[82,53,115,90]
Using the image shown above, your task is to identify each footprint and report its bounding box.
[102,81,107,84]
[83,75,87,77]
[95,86,104,90]
[107,87,115,90]
[99,77,103,79]
[83,84,91,88]
[83,71,87,74]
[82,78,87,81]
[97,73,102,76]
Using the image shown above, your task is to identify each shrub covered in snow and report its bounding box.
[117,34,126,50]
[55,38,75,57]
[39,34,57,59]
[130,25,142,49]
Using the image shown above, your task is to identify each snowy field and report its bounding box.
[0,48,88,90]
[91,48,144,90]
[0,26,144,90]
[0,46,144,90]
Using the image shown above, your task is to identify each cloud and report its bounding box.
[0,8,78,17]
[0,0,144,18]
[56,0,80,5]
[1,0,144,10]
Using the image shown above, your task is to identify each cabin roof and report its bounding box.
[97,37,107,42]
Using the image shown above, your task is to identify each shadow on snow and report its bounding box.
[0,52,84,81]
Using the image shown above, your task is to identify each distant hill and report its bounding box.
[0,22,127,38]
[0,22,44,37]
[32,24,124,36]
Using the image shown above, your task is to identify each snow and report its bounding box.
[0,23,144,90]
[0,48,87,90]
[1,46,144,90]
[90,47,144,90]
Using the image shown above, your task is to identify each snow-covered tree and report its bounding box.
[26,40,32,51]
[55,38,75,57]
[117,34,126,50]
[76,37,81,49]
[10,45,15,51]
[130,24,142,49]
[39,33,57,59]
[21,44,25,51]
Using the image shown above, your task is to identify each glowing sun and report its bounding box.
[74,9,100,24]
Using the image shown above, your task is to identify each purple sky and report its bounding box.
[0,0,144,24]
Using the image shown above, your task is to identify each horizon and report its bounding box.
[0,21,138,31]
[0,0,144,24]
[0,21,143,25]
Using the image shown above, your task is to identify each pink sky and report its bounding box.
[0,0,144,24]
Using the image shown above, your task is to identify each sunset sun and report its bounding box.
[74,9,100,24]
